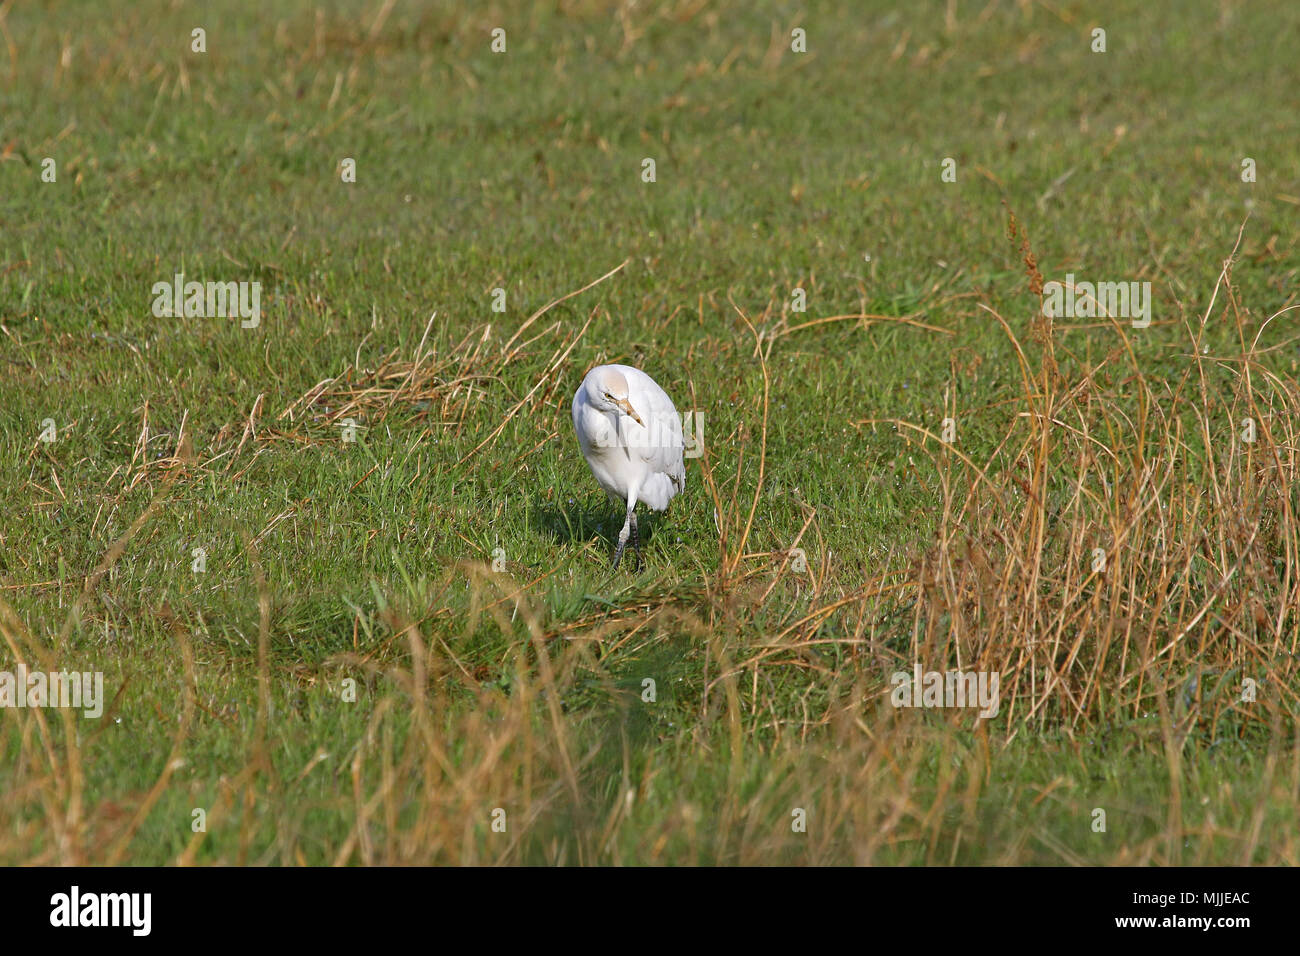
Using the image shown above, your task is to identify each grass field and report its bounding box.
[2,0,1299,864]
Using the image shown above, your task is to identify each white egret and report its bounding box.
[571,364,686,570]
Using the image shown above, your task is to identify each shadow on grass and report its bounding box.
[530,497,662,553]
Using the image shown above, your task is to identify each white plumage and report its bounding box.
[572,364,685,569]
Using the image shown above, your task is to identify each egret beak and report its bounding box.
[616,399,644,426]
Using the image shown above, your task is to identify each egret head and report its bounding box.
[588,366,644,426]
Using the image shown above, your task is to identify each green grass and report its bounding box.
[1,0,1298,864]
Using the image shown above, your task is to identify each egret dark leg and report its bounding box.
[630,512,646,571]
[612,505,632,570]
